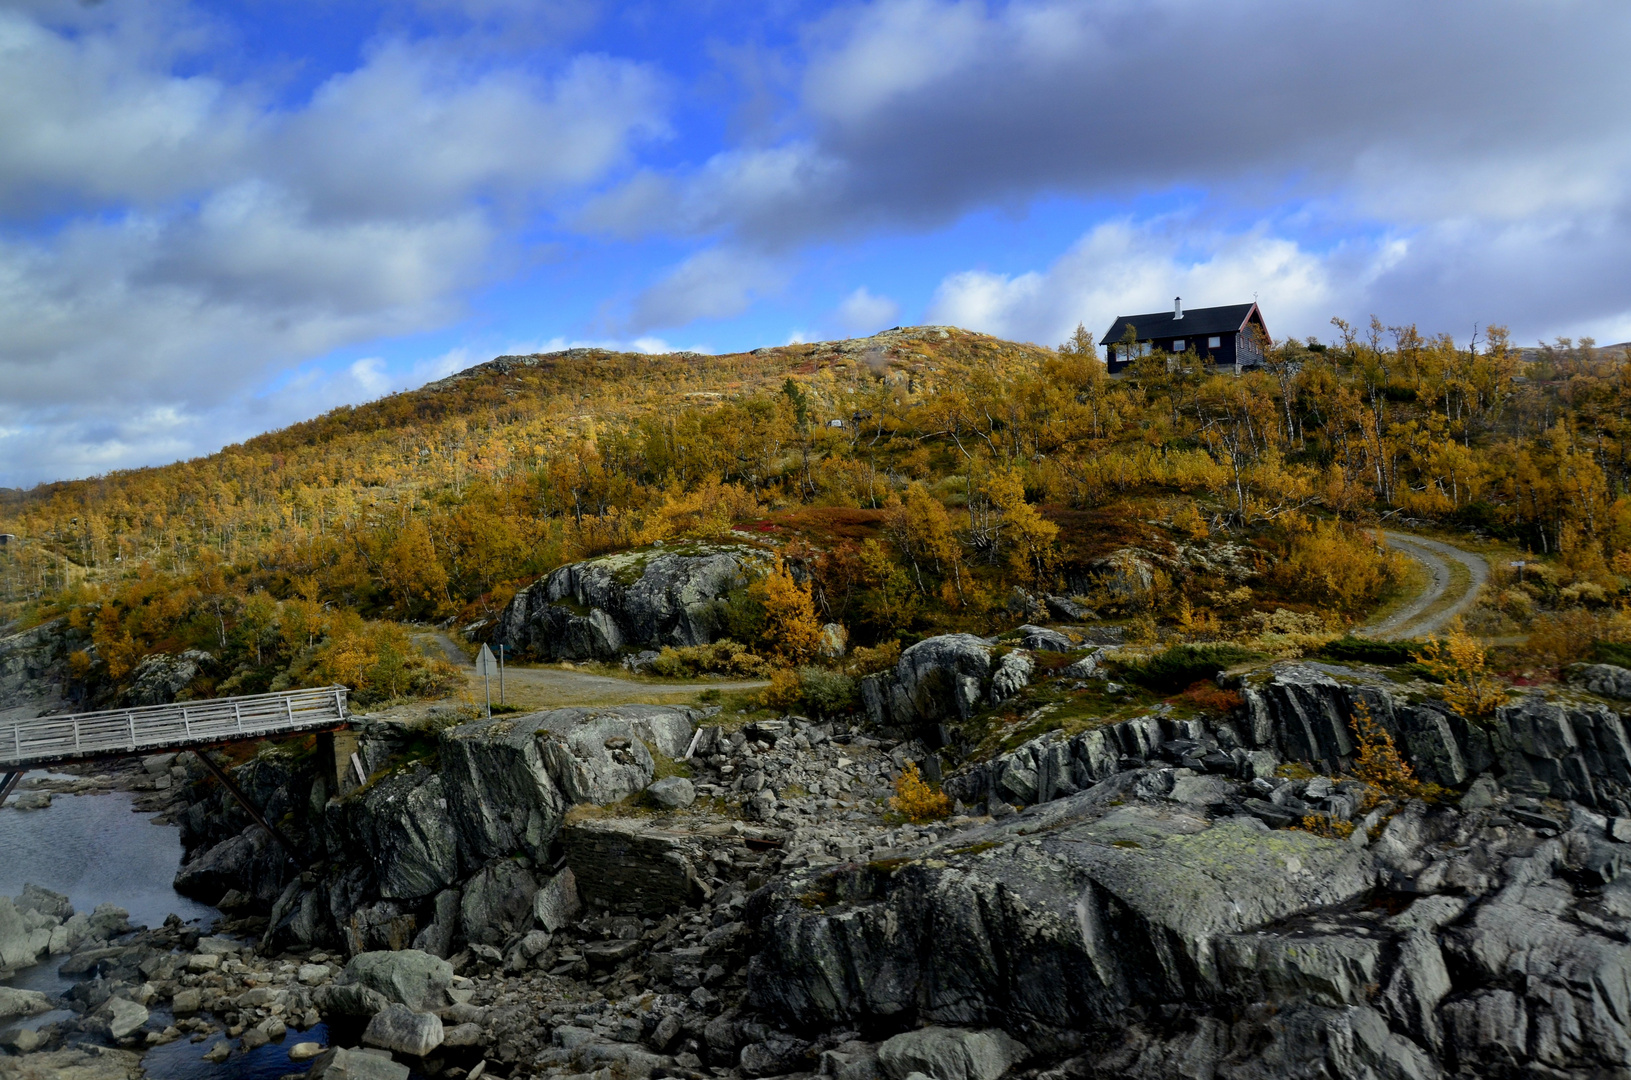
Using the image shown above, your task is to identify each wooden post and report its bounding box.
[0,769,22,808]
[196,751,302,863]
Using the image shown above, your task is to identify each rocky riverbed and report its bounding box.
[12,638,1631,1079]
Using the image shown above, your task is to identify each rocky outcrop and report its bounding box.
[0,886,127,978]
[124,650,210,707]
[494,543,774,662]
[0,618,81,721]
[860,634,999,738]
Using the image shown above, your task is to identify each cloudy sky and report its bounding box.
[3,0,1629,487]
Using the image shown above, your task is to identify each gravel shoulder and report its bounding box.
[417,632,767,710]
[1362,530,1490,640]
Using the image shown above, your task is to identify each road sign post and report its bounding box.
[498,644,505,705]
[476,643,496,718]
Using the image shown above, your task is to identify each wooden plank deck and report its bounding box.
[1,686,349,769]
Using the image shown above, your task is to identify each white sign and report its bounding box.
[475,643,497,677]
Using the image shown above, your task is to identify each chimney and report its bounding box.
[1174,296,1183,320]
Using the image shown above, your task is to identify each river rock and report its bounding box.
[0,1044,145,1080]
[0,897,39,969]
[308,1046,412,1080]
[104,996,149,1038]
[877,1027,1028,1080]
[363,1003,445,1056]
[494,543,773,662]
[341,949,454,1012]
[16,883,72,922]
[0,985,53,1018]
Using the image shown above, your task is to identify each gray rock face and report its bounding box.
[749,797,1374,1036]
[125,649,211,706]
[439,713,568,872]
[333,761,458,900]
[494,543,773,661]
[363,1003,445,1056]
[532,868,582,932]
[0,618,80,722]
[173,822,289,906]
[861,634,994,733]
[539,715,657,805]
[877,1027,1028,1080]
[341,949,454,1011]
[1016,625,1072,652]
[988,650,1033,704]
[460,860,539,947]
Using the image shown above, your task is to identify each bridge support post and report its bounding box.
[316,729,362,798]
[196,752,302,864]
[0,769,21,808]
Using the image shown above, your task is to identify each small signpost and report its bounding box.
[476,643,497,717]
[1510,560,1527,583]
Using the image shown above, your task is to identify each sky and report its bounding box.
[3,0,1630,489]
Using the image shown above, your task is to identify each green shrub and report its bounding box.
[1588,641,1631,668]
[1117,643,1262,692]
[798,666,858,716]
[1317,636,1418,665]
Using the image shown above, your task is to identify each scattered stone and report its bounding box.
[648,776,697,809]
[289,1041,325,1061]
[363,1003,445,1057]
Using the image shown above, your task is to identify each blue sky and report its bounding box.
[3,0,1630,487]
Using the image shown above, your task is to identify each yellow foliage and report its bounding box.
[760,667,802,711]
[1274,521,1406,614]
[751,558,823,664]
[1412,624,1508,719]
[890,762,952,823]
[1349,700,1447,801]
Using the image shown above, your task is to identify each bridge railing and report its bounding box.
[3,685,349,768]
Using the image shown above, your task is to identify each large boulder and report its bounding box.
[494,543,774,661]
[340,949,454,1012]
[861,634,996,735]
[563,817,712,914]
[460,859,539,947]
[0,985,53,1018]
[173,822,291,906]
[363,1003,445,1057]
[878,1027,1028,1080]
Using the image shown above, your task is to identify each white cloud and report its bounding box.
[927,219,1338,346]
[627,248,790,332]
[0,5,669,486]
[833,287,900,336]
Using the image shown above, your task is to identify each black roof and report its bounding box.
[1099,302,1263,345]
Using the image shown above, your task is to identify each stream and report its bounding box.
[0,774,331,1078]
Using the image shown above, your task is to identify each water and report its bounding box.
[0,773,331,1077]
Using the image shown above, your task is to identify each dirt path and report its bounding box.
[1361,531,1490,640]
[415,632,768,710]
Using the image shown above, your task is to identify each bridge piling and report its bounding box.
[0,769,20,808]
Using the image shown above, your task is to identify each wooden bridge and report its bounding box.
[0,687,352,855]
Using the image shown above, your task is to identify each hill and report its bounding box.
[3,320,1631,707]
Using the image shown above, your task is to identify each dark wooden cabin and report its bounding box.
[1100,298,1269,374]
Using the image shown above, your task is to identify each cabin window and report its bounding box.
[1208,336,1221,348]
[1172,339,1185,351]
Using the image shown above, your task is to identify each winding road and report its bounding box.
[417,632,768,711]
[1361,531,1491,640]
